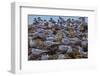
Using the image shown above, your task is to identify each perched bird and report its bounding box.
[49,18,56,23]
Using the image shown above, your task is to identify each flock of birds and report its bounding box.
[28,16,88,60]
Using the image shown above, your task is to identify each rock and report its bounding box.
[44,41,55,46]
[69,37,80,44]
[67,46,73,53]
[64,53,71,59]
[77,46,84,54]
[59,45,68,51]
[48,54,58,59]
[46,37,55,42]
[31,48,46,55]
[44,41,60,47]
[29,38,36,48]
[55,30,63,42]
[35,32,46,39]
[81,40,87,47]
[61,37,70,45]
[34,36,44,47]
[58,54,65,59]
[41,54,49,60]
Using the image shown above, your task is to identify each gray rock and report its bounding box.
[28,37,36,48]
[67,46,73,53]
[46,37,55,42]
[58,54,65,59]
[31,48,46,55]
[41,54,49,60]
[44,41,55,46]
[61,37,70,45]
[59,45,68,51]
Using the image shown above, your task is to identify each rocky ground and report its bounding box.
[28,16,88,60]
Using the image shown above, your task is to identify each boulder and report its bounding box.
[41,54,49,60]
[58,54,65,59]
[31,48,47,55]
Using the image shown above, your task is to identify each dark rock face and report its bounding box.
[28,16,88,60]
